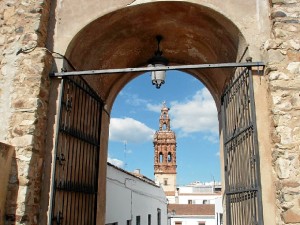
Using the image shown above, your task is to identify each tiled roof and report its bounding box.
[107,162,158,187]
[168,204,215,216]
[165,191,176,196]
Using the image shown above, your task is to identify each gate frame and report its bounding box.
[49,76,104,225]
[221,67,264,225]
[49,61,265,225]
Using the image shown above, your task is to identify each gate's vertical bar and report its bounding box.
[221,87,231,225]
[248,67,264,225]
[49,78,65,225]
[94,99,103,225]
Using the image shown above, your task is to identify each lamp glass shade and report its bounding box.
[151,64,166,89]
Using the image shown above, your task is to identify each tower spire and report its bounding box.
[159,101,171,131]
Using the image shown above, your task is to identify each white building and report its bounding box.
[106,163,168,225]
[168,204,215,225]
[167,181,223,225]
[152,105,223,225]
[168,181,222,205]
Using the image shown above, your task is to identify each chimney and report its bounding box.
[133,169,140,174]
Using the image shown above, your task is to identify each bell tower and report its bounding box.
[154,102,177,193]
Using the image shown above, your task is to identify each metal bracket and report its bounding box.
[50,62,265,77]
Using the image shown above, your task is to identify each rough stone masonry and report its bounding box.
[267,0,300,224]
[0,0,52,224]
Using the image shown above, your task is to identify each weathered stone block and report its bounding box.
[282,207,300,223]
[287,62,300,74]
[269,71,289,80]
[10,135,33,147]
[288,39,300,50]
[271,10,287,19]
[278,114,292,126]
[276,157,291,179]
[274,28,289,38]
[264,39,278,50]
[267,49,285,63]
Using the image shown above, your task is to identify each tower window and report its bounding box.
[164,178,168,185]
[167,152,172,162]
[159,153,163,163]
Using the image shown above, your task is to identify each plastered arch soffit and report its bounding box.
[62,1,257,112]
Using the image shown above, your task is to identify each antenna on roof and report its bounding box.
[124,140,128,169]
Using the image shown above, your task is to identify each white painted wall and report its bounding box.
[170,216,215,225]
[215,197,223,225]
[177,195,220,205]
[106,164,168,225]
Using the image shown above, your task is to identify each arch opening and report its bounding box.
[108,71,220,184]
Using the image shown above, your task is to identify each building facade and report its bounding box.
[168,204,215,225]
[0,0,299,225]
[167,182,223,225]
[106,163,167,225]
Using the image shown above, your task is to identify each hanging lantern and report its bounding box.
[148,35,169,89]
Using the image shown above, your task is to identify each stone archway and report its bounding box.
[43,1,275,225]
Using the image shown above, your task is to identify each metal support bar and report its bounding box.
[51,62,265,77]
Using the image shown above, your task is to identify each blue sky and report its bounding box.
[108,70,221,185]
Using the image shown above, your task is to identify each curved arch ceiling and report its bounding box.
[66,1,245,108]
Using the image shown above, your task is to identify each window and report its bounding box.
[188,200,192,204]
[198,222,205,225]
[136,216,140,225]
[175,222,182,225]
[159,153,163,163]
[127,220,131,225]
[203,200,208,204]
[164,178,168,185]
[220,213,223,225]
[148,214,151,225]
[157,208,161,225]
[167,152,172,162]
[106,223,118,225]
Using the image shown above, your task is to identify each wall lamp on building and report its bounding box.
[148,35,169,89]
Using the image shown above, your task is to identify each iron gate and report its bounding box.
[51,76,103,225]
[221,67,263,225]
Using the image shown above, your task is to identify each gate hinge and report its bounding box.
[56,153,66,165]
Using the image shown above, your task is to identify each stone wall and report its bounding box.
[0,0,52,224]
[266,0,300,224]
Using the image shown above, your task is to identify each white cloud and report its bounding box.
[215,152,220,157]
[170,88,218,135]
[146,103,162,113]
[204,134,219,143]
[123,92,148,106]
[109,117,155,143]
[108,155,125,168]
